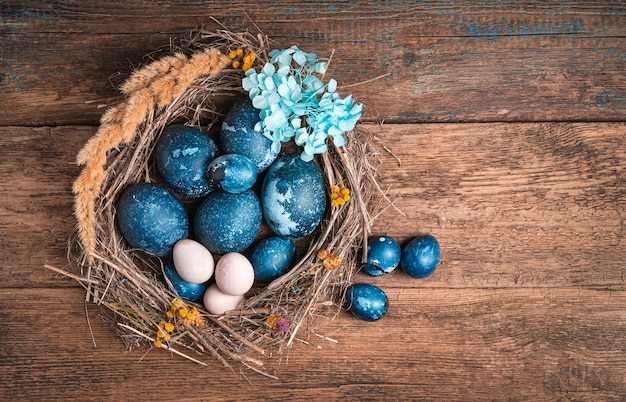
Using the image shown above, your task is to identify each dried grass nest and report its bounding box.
[61,29,384,377]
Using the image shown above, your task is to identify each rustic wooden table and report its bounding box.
[1,2,625,400]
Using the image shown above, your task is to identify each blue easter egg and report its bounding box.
[194,189,262,254]
[363,236,401,276]
[116,183,189,257]
[261,153,326,239]
[401,234,440,278]
[207,154,258,194]
[155,124,219,198]
[164,263,209,302]
[220,98,278,173]
[249,237,296,283]
[345,283,388,321]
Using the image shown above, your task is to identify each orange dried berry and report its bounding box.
[229,50,237,59]
[232,60,241,69]
[236,48,244,57]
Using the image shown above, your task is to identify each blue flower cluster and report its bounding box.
[242,46,363,161]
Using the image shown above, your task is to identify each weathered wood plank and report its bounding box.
[1,123,623,289]
[1,1,624,125]
[1,287,624,400]
[372,122,626,289]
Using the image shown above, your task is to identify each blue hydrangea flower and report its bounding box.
[241,46,362,161]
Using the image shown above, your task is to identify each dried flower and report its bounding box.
[229,47,256,72]
[242,45,362,161]
[316,248,342,270]
[277,317,290,333]
[266,314,291,333]
[266,314,280,331]
[330,185,351,207]
[154,301,205,348]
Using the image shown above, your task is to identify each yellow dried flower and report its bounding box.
[229,47,257,72]
[153,340,163,349]
[156,329,171,340]
[329,185,351,207]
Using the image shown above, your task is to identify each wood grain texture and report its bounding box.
[1,1,625,125]
[0,0,624,400]
[1,287,624,401]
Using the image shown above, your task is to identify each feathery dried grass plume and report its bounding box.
[63,28,382,378]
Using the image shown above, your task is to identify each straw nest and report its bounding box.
[61,29,382,377]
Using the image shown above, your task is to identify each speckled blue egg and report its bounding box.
[401,234,440,278]
[164,263,209,302]
[363,236,401,277]
[345,283,389,321]
[220,98,278,173]
[261,153,326,239]
[207,154,258,194]
[249,237,296,283]
[194,189,262,254]
[116,183,189,257]
[155,124,219,198]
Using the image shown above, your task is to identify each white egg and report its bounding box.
[203,284,244,315]
[173,239,214,284]
[214,252,254,296]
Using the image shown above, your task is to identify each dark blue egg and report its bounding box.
[207,154,258,194]
[164,263,209,302]
[345,283,388,321]
[249,237,295,283]
[220,98,278,173]
[116,183,189,257]
[194,189,262,254]
[363,236,401,276]
[155,124,219,198]
[401,234,440,278]
[261,153,326,239]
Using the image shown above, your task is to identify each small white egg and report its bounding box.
[173,239,214,284]
[214,252,254,296]
[203,284,244,315]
